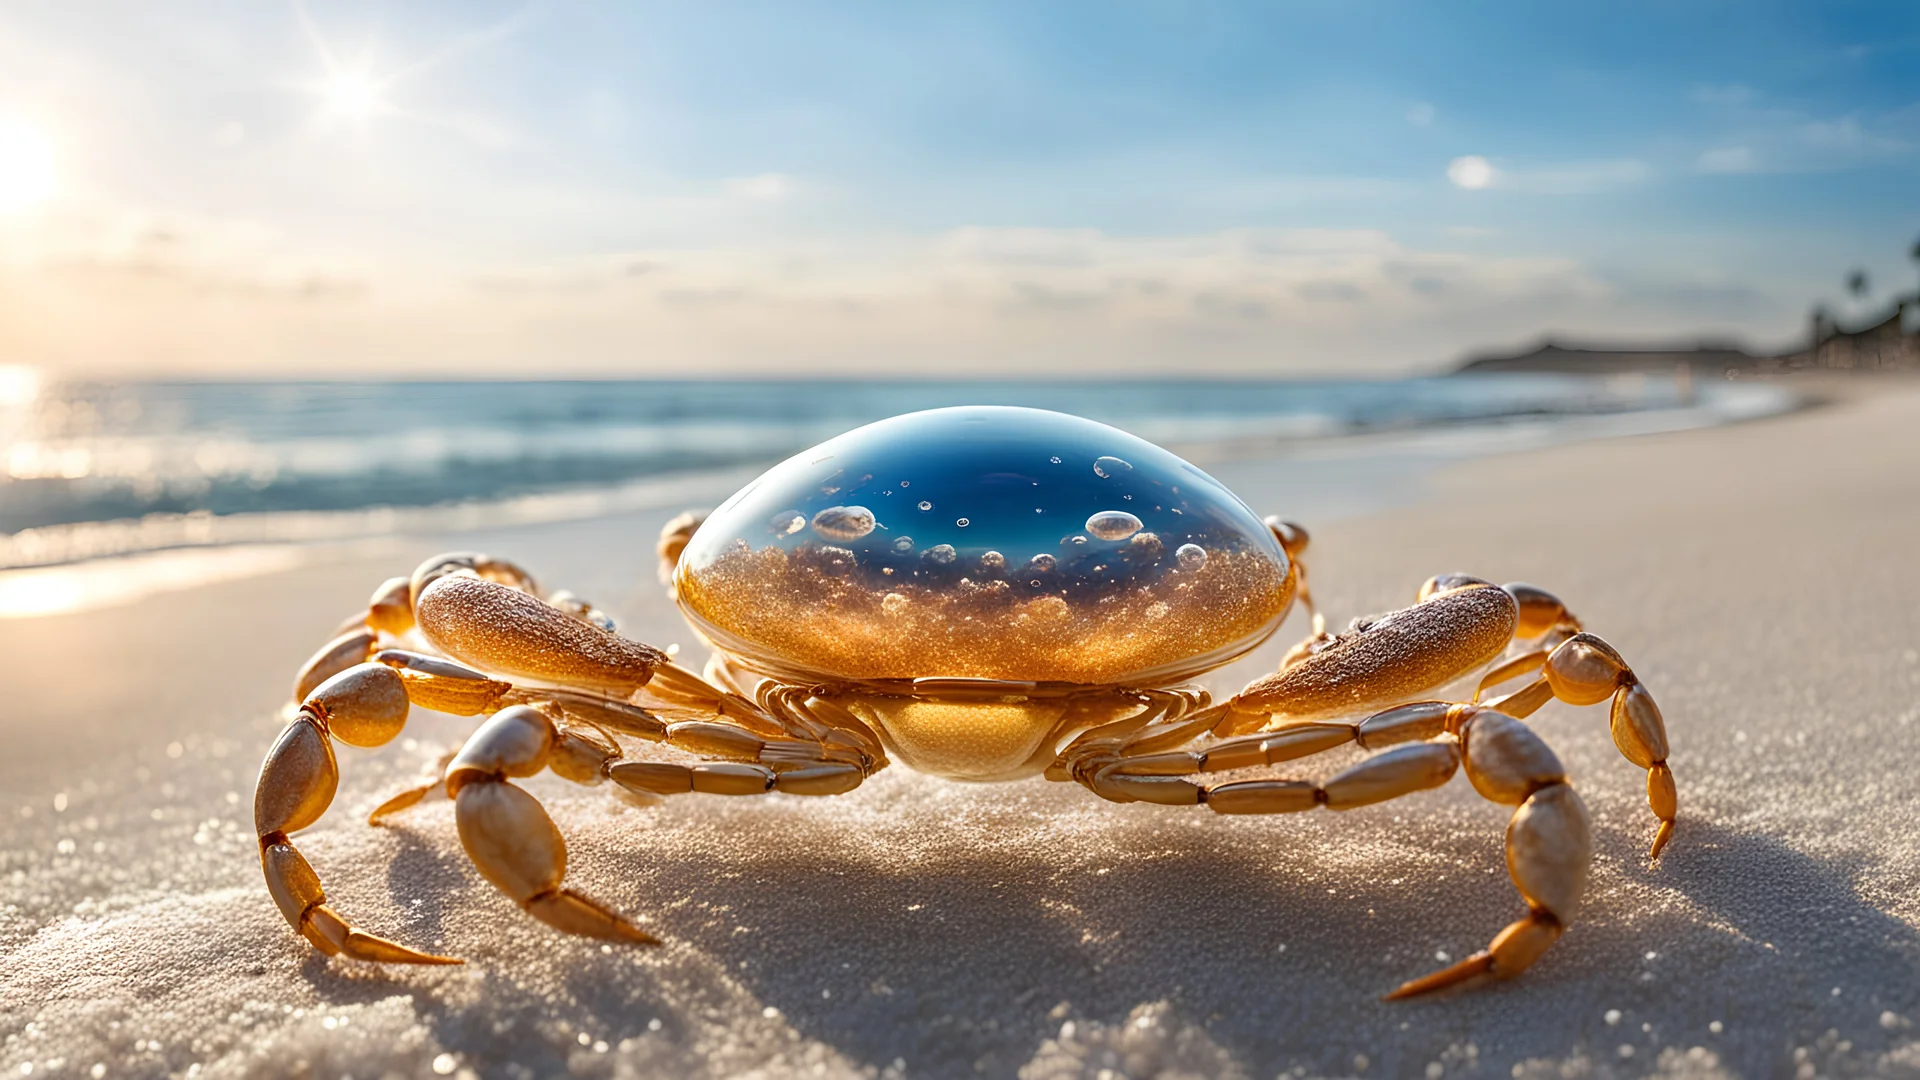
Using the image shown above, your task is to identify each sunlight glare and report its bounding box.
[0,120,57,214]
[322,70,385,121]
[0,365,40,407]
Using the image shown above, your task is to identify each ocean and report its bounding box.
[0,373,1791,571]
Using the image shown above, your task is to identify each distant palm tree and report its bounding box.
[1847,269,1869,298]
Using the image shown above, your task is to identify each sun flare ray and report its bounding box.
[0,119,57,215]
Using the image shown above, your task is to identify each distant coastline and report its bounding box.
[1454,294,1920,377]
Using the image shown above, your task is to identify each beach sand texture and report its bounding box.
[3,383,1919,1079]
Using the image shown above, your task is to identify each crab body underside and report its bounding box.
[256,407,1675,998]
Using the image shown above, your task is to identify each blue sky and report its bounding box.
[0,1,1915,376]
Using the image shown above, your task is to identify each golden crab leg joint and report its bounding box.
[444,706,658,944]
[255,663,459,964]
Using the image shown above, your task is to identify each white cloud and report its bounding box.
[2,223,1800,378]
[1689,101,1916,174]
[723,173,793,202]
[1446,155,1495,189]
[1446,156,1653,194]
[1697,146,1758,174]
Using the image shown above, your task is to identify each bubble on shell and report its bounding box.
[1049,455,1062,464]
[956,518,970,527]
[892,536,915,554]
[1176,543,1209,571]
[1028,553,1057,573]
[926,544,958,565]
[980,550,1007,572]
[818,546,856,577]
[1086,511,1143,541]
[1066,535,1088,546]
[1029,595,1070,622]
[811,505,876,541]
[1127,531,1164,559]
[1093,456,1133,479]
[917,500,933,512]
[769,510,806,537]
[882,592,909,616]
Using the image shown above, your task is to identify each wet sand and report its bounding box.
[3,380,1919,1078]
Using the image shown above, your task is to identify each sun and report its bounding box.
[321,69,385,121]
[0,119,56,215]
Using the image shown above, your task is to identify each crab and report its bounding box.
[255,405,1675,997]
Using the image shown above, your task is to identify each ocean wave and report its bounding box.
[0,374,1792,570]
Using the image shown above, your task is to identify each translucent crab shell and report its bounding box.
[674,406,1295,686]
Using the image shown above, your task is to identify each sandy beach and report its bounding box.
[4,380,1920,1079]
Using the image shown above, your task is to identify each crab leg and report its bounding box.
[1042,690,1217,780]
[1223,573,1675,857]
[657,510,708,586]
[442,705,658,944]
[1490,632,1677,856]
[1226,577,1520,735]
[645,658,891,765]
[359,684,863,943]
[355,638,888,821]
[411,573,666,696]
[265,547,685,961]
[359,671,639,824]
[287,552,540,703]
[604,700,887,801]
[1263,517,1316,628]
[1473,582,1585,700]
[255,663,459,964]
[1067,705,1589,998]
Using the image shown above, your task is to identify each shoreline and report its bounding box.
[0,375,1804,618]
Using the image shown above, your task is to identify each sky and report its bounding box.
[0,0,1916,379]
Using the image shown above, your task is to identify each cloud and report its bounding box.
[1446,156,1652,195]
[1446,155,1495,189]
[723,173,793,202]
[1500,158,1653,194]
[2,223,1801,378]
[1689,101,1917,174]
[1696,146,1758,173]
[1692,84,1756,107]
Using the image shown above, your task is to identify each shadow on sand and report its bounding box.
[284,791,1920,1078]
